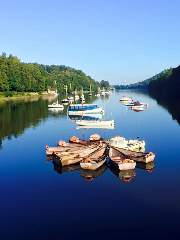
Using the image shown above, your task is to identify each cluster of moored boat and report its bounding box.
[46,134,155,174]
[68,104,114,129]
[120,96,148,112]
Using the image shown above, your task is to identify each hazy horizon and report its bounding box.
[1,0,180,84]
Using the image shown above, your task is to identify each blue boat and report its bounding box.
[68,104,104,115]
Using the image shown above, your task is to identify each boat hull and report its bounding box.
[76,120,114,129]
[68,107,104,115]
[80,160,106,170]
[118,162,136,171]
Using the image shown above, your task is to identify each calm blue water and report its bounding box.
[0,91,180,240]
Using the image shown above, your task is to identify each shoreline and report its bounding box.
[0,92,58,102]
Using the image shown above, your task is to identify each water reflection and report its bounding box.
[51,157,155,183]
[52,160,107,181]
[0,99,66,147]
[152,96,180,124]
[136,161,155,173]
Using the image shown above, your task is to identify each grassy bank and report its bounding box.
[0,92,54,102]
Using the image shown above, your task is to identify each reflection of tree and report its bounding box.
[0,99,66,147]
[150,94,180,125]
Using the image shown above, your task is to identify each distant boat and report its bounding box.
[130,101,148,111]
[76,120,114,129]
[68,104,104,115]
[68,96,74,103]
[120,96,133,102]
[80,87,85,101]
[62,99,69,104]
[48,101,64,110]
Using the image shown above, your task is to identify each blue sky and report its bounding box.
[0,0,180,84]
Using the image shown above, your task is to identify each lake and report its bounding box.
[0,90,180,240]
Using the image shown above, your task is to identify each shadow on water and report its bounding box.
[52,160,107,181]
[150,94,180,124]
[0,94,98,148]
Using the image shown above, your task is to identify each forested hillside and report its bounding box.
[114,68,173,90]
[0,53,100,95]
[149,65,180,99]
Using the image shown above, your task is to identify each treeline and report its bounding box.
[0,53,108,95]
[114,68,173,90]
[149,65,180,99]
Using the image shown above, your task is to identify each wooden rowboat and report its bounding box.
[114,147,155,163]
[46,143,87,156]
[80,146,107,170]
[53,145,101,166]
[109,147,136,171]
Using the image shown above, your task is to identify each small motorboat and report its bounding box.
[80,145,107,170]
[48,101,64,110]
[75,120,114,129]
[109,147,136,171]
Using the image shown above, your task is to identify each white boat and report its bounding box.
[68,104,104,115]
[120,96,133,102]
[62,98,69,104]
[131,101,148,111]
[76,120,114,129]
[109,136,145,152]
[48,102,64,110]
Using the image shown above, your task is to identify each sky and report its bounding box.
[0,0,180,84]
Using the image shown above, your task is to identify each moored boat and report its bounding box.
[113,147,155,163]
[45,142,87,156]
[120,96,133,102]
[109,147,136,170]
[80,145,107,170]
[109,136,145,152]
[68,104,104,115]
[130,101,148,111]
[75,120,114,129]
[53,144,101,166]
[48,101,64,110]
[62,98,69,104]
